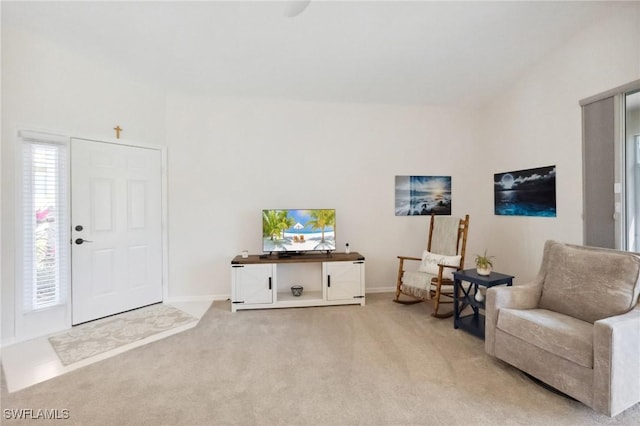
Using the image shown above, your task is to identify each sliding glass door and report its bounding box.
[625,90,640,252]
[582,81,640,251]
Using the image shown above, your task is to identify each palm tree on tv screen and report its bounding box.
[262,210,281,240]
[276,210,295,239]
[307,209,335,243]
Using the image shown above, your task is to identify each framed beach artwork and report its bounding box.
[494,165,556,217]
[395,175,452,216]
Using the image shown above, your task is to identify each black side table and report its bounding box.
[453,269,514,339]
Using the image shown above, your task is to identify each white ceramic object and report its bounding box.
[476,266,492,276]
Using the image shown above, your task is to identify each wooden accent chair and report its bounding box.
[394,214,470,318]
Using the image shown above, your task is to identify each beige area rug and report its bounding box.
[48,304,197,366]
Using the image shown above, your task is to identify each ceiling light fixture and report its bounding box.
[283,0,311,18]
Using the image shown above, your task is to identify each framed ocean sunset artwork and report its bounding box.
[494,165,556,217]
[395,176,452,216]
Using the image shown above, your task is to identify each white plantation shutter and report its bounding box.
[20,131,69,312]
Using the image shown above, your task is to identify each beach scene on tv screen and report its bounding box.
[263,209,336,252]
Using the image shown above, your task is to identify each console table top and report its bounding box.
[231,252,365,264]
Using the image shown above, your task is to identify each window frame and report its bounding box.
[581,79,640,251]
[16,130,71,314]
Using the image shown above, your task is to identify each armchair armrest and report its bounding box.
[436,262,462,283]
[396,256,423,296]
[593,304,640,417]
[396,256,422,281]
[397,256,421,262]
[485,283,541,356]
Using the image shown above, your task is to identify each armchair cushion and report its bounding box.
[539,242,640,323]
[417,250,460,280]
[497,308,593,368]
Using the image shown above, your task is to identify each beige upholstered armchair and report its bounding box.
[485,240,640,417]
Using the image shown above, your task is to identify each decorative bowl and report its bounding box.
[291,285,303,297]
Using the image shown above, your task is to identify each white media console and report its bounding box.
[230,252,365,312]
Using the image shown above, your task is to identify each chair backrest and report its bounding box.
[427,214,470,268]
[538,240,640,323]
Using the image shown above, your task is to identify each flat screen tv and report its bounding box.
[262,209,336,254]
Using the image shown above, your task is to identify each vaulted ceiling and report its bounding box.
[2,1,623,107]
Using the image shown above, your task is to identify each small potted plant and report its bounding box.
[475,250,495,276]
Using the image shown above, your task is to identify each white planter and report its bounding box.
[476,266,492,276]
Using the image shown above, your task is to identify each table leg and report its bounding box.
[453,278,460,329]
[473,283,479,319]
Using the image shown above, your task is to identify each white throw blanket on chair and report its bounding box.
[402,216,460,299]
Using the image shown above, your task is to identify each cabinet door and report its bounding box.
[325,261,364,301]
[232,264,273,305]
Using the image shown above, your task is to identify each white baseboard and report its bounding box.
[365,287,396,294]
[164,294,226,304]
[164,289,394,305]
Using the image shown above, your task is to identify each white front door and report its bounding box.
[71,139,163,325]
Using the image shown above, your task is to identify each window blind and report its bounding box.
[20,132,69,312]
[582,97,616,249]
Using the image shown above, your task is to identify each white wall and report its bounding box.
[473,4,640,284]
[1,27,166,342]
[165,93,481,299]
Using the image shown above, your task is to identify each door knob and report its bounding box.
[75,238,93,245]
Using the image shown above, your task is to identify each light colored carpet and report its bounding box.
[2,293,639,425]
[48,304,197,365]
